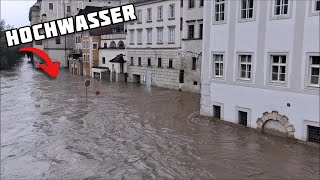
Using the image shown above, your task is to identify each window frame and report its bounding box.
[92,42,98,50]
[49,2,54,10]
[270,0,293,20]
[137,9,142,23]
[192,57,197,70]
[267,53,289,86]
[169,4,175,19]
[137,29,142,44]
[147,8,152,22]
[67,5,71,13]
[188,24,194,39]
[238,0,257,23]
[147,57,152,67]
[157,27,163,44]
[213,0,227,24]
[237,53,254,82]
[168,26,175,44]
[158,58,162,68]
[168,58,173,69]
[138,57,142,66]
[235,106,252,127]
[157,6,163,21]
[147,28,152,44]
[212,53,225,79]
[130,57,134,66]
[189,0,195,8]
[102,57,106,64]
[306,53,320,88]
[55,36,61,44]
[129,30,134,44]
[309,0,320,16]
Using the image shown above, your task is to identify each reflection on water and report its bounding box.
[1,60,319,179]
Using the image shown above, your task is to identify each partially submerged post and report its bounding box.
[84,79,90,101]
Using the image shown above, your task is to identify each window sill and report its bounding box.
[147,43,152,45]
[129,43,134,45]
[146,20,152,23]
[137,22,142,24]
[168,17,175,20]
[157,43,163,45]
[212,20,227,25]
[167,67,174,69]
[238,18,256,23]
[137,43,142,45]
[168,42,175,44]
[182,38,202,41]
[157,19,163,22]
[137,65,142,67]
[267,81,288,88]
[270,15,292,21]
[306,84,320,89]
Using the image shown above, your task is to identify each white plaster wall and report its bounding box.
[99,49,126,72]
[210,83,319,141]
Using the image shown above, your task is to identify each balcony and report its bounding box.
[101,34,126,40]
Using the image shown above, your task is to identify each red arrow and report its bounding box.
[19,47,60,78]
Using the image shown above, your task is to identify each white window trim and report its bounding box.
[169,4,175,19]
[212,52,225,79]
[129,30,134,44]
[147,28,152,44]
[270,0,293,20]
[157,28,163,44]
[168,27,175,43]
[137,9,142,23]
[235,106,252,128]
[309,0,320,16]
[305,52,320,89]
[157,6,163,21]
[147,8,152,22]
[49,2,54,10]
[238,0,257,23]
[267,52,289,87]
[212,0,228,25]
[236,52,254,82]
[137,29,142,44]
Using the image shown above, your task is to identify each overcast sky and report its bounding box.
[1,0,36,28]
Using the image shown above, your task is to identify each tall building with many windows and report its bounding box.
[201,0,320,142]
[126,0,182,89]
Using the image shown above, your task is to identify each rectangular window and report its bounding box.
[214,0,225,22]
[199,24,203,39]
[307,125,320,144]
[169,4,175,19]
[102,57,106,64]
[213,54,224,77]
[316,0,320,11]
[189,0,195,8]
[158,6,163,21]
[238,111,248,126]
[179,70,184,83]
[168,27,175,43]
[87,55,89,61]
[130,57,134,66]
[138,57,142,66]
[213,105,221,119]
[309,56,320,86]
[67,6,71,13]
[76,35,81,43]
[55,36,61,44]
[192,57,197,70]
[49,3,54,10]
[148,58,151,67]
[270,55,286,82]
[200,0,204,7]
[92,43,98,50]
[147,29,152,44]
[83,55,86,61]
[180,17,183,31]
[188,25,194,39]
[147,8,152,22]
[137,10,142,23]
[181,0,183,7]
[239,55,252,80]
[241,0,254,19]
[137,30,142,44]
[274,0,289,16]
[157,28,163,44]
[129,30,134,44]
[168,58,173,68]
[158,58,162,67]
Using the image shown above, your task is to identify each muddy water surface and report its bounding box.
[1,60,319,179]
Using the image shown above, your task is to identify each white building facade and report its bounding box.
[201,0,320,142]
[126,0,182,89]
[29,0,121,68]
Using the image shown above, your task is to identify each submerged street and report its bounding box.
[1,60,319,179]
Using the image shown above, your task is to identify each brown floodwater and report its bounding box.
[1,60,319,179]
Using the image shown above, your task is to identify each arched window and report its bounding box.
[109,41,116,48]
[118,41,125,49]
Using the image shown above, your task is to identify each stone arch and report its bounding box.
[118,41,125,49]
[109,41,116,48]
[256,111,295,138]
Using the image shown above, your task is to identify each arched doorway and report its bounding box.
[118,41,125,49]
[109,41,116,48]
[256,111,295,138]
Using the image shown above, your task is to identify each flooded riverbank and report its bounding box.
[1,60,319,179]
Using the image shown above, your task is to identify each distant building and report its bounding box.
[126,0,182,89]
[29,0,121,68]
[201,0,320,143]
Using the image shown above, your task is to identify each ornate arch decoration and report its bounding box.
[256,111,295,138]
